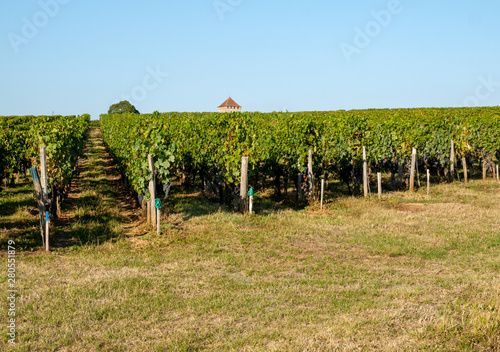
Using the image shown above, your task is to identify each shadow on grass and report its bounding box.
[0,199,38,217]
[0,184,36,217]
[163,178,359,222]
[164,171,460,221]
[0,183,45,250]
[52,184,130,249]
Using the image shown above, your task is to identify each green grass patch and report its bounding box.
[0,182,42,250]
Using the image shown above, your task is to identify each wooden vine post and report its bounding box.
[427,169,430,196]
[363,146,368,197]
[297,163,303,202]
[320,178,324,209]
[40,147,49,251]
[483,160,487,180]
[450,140,455,181]
[497,165,499,182]
[410,148,417,192]
[308,149,314,201]
[240,156,249,214]
[377,172,382,200]
[40,146,48,199]
[29,147,50,251]
[148,154,156,228]
[462,157,468,184]
[30,167,46,250]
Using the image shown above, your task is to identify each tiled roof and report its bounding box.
[218,97,241,108]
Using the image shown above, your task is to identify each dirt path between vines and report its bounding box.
[53,127,146,247]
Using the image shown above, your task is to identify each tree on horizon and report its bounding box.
[108,100,140,115]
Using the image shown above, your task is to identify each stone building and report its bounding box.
[218,97,241,113]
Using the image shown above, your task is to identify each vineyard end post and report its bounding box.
[40,147,50,251]
[308,149,314,201]
[240,156,249,214]
[297,159,303,202]
[410,148,416,192]
[148,154,156,228]
[450,140,455,182]
[377,172,382,200]
[29,167,46,249]
[320,178,324,209]
[363,147,368,198]
[462,157,468,184]
[427,169,430,196]
[40,146,48,199]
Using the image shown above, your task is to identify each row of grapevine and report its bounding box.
[100,107,500,204]
[0,116,33,184]
[0,115,90,213]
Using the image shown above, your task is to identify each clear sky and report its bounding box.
[1,0,499,119]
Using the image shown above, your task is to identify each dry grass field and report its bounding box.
[1,129,499,351]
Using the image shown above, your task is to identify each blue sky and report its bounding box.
[1,0,499,119]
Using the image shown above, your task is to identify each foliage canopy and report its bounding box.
[108,100,140,115]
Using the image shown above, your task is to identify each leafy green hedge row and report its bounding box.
[0,114,90,188]
[101,107,500,196]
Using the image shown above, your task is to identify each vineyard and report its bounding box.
[1,109,500,351]
[100,107,500,207]
[0,114,90,215]
[2,108,499,228]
